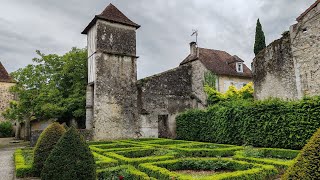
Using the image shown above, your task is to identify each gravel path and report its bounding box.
[0,138,29,180]
[0,147,15,180]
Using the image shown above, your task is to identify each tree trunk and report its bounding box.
[25,118,31,141]
[15,121,21,140]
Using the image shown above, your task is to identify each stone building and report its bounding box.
[83,4,252,140]
[253,0,320,100]
[0,62,15,122]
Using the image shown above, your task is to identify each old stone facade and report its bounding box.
[253,1,320,100]
[84,4,252,140]
[0,62,15,122]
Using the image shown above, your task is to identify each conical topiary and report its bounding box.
[282,127,320,179]
[41,127,96,180]
[33,122,66,176]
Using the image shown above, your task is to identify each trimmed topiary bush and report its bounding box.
[33,122,66,176]
[282,127,320,179]
[41,127,96,180]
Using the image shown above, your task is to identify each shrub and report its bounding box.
[0,121,13,137]
[139,158,278,179]
[97,165,154,180]
[33,122,66,176]
[14,149,34,178]
[92,152,118,169]
[174,146,243,157]
[282,127,320,179]
[104,149,174,167]
[234,147,299,169]
[205,83,254,105]
[41,127,96,180]
[176,96,320,150]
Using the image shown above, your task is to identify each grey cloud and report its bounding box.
[0,0,316,79]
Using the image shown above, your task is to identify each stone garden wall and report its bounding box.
[252,2,320,99]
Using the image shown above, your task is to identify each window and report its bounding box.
[236,62,243,73]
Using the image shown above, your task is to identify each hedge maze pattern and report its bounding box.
[15,138,299,179]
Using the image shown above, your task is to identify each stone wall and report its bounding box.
[86,18,139,141]
[0,82,15,121]
[189,61,208,107]
[253,3,320,100]
[252,32,298,100]
[92,53,138,140]
[137,64,194,138]
[290,3,320,98]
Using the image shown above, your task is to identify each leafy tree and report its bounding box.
[41,127,96,180]
[254,19,266,55]
[33,123,66,176]
[3,48,87,129]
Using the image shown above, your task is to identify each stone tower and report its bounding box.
[82,4,140,140]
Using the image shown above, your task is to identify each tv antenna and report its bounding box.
[191,29,198,44]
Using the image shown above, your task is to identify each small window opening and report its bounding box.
[302,28,307,32]
[236,62,243,73]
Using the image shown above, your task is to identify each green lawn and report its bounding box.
[15,138,299,179]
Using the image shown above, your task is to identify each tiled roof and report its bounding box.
[0,62,13,83]
[180,48,252,78]
[296,0,320,21]
[82,3,140,34]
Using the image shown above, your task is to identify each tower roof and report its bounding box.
[0,62,13,83]
[82,3,140,34]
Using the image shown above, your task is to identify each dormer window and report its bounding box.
[236,62,243,73]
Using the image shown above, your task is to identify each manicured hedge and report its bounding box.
[176,97,320,149]
[233,147,299,169]
[97,165,155,180]
[174,146,243,157]
[139,158,278,179]
[282,127,320,179]
[14,149,34,178]
[104,148,175,166]
[93,152,118,169]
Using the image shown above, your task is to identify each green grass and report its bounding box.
[14,138,300,179]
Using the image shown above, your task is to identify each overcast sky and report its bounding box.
[0,0,315,79]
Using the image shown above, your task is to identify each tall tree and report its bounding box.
[254,19,266,55]
[3,47,87,130]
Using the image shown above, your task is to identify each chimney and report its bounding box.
[190,41,197,55]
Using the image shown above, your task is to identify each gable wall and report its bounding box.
[137,64,193,138]
[290,3,320,98]
[0,82,15,121]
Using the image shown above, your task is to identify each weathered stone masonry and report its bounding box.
[84,4,252,140]
[83,4,140,140]
[0,62,15,122]
[137,65,194,138]
[0,82,15,121]
[253,1,320,99]
[252,32,298,100]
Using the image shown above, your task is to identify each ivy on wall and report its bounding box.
[204,71,217,89]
